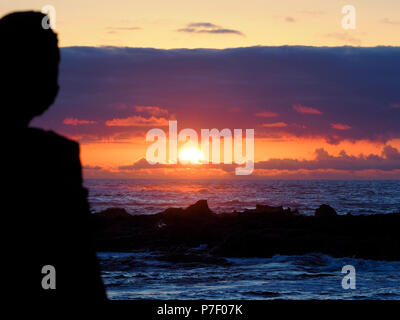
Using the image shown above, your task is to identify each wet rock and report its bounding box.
[92,200,400,261]
[95,207,132,219]
[161,199,214,217]
[315,204,337,217]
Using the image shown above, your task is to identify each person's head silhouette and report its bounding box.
[0,11,60,128]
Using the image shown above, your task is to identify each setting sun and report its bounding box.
[178,148,205,164]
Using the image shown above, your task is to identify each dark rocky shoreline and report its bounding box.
[91,200,400,261]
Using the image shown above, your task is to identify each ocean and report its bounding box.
[99,252,400,300]
[85,179,400,300]
[86,179,400,216]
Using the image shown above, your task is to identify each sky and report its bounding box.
[2,0,400,48]
[2,1,400,179]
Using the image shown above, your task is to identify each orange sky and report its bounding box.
[79,133,400,179]
[2,0,400,48]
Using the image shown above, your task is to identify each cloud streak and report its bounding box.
[63,118,97,126]
[331,123,351,130]
[255,111,279,118]
[105,115,169,127]
[177,22,244,36]
[380,18,400,25]
[293,104,322,115]
[262,122,288,128]
[135,106,169,116]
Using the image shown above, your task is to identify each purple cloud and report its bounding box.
[32,46,400,144]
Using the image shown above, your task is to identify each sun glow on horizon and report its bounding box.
[178,148,205,164]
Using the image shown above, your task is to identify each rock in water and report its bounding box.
[315,204,337,217]
[92,201,400,261]
[185,200,213,215]
[95,207,132,218]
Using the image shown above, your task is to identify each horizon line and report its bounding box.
[60,44,400,50]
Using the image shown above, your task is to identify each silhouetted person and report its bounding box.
[1,11,106,301]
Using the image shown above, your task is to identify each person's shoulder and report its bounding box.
[27,128,80,153]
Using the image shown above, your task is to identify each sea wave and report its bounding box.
[98,251,400,300]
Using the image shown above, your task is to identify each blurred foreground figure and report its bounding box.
[1,11,106,301]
